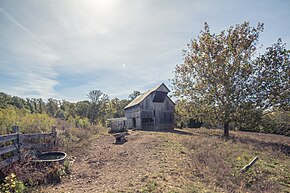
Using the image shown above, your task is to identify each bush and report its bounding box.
[260,111,290,136]
[0,107,55,134]
[0,173,26,193]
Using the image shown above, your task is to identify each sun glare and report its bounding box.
[89,0,115,10]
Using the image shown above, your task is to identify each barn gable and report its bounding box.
[124,83,175,130]
[124,83,173,110]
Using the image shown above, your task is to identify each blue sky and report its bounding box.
[0,0,289,101]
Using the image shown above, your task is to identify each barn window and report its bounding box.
[153,91,167,103]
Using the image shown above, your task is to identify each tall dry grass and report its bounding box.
[182,128,290,192]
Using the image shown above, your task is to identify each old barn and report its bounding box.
[124,83,175,130]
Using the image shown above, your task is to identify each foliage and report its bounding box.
[128,91,141,101]
[175,99,205,128]
[0,107,55,134]
[86,90,130,124]
[87,90,109,124]
[0,89,132,129]
[253,39,290,111]
[75,100,91,118]
[173,21,290,136]
[108,98,130,118]
[46,98,59,117]
[0,173,26,193]
[260,111,290,135]
[0,91,113,191]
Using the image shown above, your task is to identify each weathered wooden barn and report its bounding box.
[124,83,175,130]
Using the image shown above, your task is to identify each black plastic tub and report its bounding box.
[32,151,67,165]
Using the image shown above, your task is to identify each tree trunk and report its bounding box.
[224,121,230,137]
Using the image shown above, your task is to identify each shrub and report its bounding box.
[0,173,26,193]
[0,107,55,134]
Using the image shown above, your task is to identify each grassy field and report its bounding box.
[160,129,290,192]
[34,127,290,193]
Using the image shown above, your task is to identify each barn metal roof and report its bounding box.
[124,83,171,110]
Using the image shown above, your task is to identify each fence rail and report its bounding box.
[0,134,18,144]
[0,126,57,169]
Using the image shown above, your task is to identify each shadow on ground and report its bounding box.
[231,135,290,155]
[132,128,196,136]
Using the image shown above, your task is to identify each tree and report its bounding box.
[252,40,290,135]
[87,90,109,124]
[75,100,91,118]
[36,98,46,114]
[0,92,11,108]
[9,96,26,109]
[108,98,130,118]
[46,98,59,117]
[175,99,194,128]
[116,99,130,117]
[253,39,290,111]
[87,90,104,103]
[26,98,36,113]
[173,22,265,137]
[128,91,141,101]
[60,100,76,118]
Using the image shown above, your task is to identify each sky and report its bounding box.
[0,0,289,102]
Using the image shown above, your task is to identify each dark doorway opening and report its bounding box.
[133,118,136,128]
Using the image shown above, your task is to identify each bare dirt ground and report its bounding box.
[39,130,196,193]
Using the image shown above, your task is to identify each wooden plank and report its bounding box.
[0,134,18,144]
[240,156,259,173]
[0,145,18,155]
[22,143,50,149]
[0,155,19,169]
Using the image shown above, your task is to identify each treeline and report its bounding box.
[175,100,290,136]
[0,90,140,134]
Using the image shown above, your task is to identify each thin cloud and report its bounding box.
[0,8,52,51]
[1,0,290,101]
[0,7,59,99]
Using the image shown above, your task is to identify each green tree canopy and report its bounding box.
[128,91,141,101]
[253,39,290,111]
[173,22,289,137]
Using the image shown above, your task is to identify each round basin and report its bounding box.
[32,151,67,164]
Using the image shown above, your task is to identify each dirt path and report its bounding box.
[40,130,194,193]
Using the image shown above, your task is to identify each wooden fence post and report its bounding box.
[11,125,20,161]
[12,125,19,133]
[50,126,57,148]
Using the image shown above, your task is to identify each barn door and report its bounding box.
[133,118,136,128]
